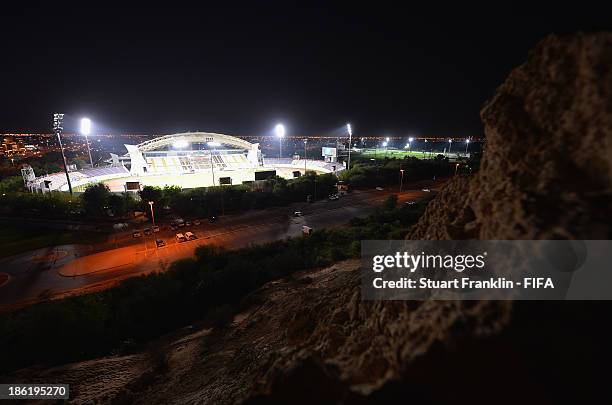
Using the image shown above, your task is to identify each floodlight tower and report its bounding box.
[275,124,285,159]
[406,136,414,152]
[303,138,308,173]
[53,113,73,195]
[465,138,470,155]
[448,139,453,155]
[80,117,93,167]
[346,123,352,170]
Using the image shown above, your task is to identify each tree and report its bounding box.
[107,193,135,217]
[81,183,111,217]
[138,186,164,218]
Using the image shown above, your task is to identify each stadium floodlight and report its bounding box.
[173,139,188,149]
[53,113,73,195]
[386,137,390,142]
[382,141,388,147]
[346,123,353,170]
[275,123,285,158]
[275,123,285,138]
[80,117,93,167]
[448,139,452,155]
[80,117,91,135]
[408,137,414,143]
[465,138,470,154]
[207,141,221,147]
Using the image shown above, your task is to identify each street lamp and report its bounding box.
[53,113,73,195]
[455,163,460,176]
[80,117,93,167]
[275,123,285,159]
[148,201,155,227]
[448,139,453,155]
[346,123,352,170]
[400,169,405,192]
[208,141,221,186]
[465,138,470,155]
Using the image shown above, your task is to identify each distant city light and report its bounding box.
[275,123,285,138]
[80,118,91,135]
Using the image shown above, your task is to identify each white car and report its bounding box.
[176,233,186,242]
[376,187,384,191]
[132,231,142,238]
[185,231,197,240]
[152,225,160,233]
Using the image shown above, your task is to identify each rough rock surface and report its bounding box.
[7,33,611,404]
[409,33,612,240]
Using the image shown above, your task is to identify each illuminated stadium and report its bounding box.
[29,132,342,193]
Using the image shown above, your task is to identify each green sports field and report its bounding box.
[357,149,438,159]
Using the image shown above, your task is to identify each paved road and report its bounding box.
[0,182,442,310]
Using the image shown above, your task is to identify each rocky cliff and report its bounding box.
[409,33,612,240]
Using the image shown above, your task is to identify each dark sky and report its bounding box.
[0,2,609,137]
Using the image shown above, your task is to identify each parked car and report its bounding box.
[294,211,303,217]
[176,233,187,242]
[185,220,192,226]
[185,231,197,240]
[143,228,152,236]
[170,224,178,231]
[422,188,431,192]
[376,187,384,191]
[152,225,160,233]
[193,219,201,226]
[155,239,166,248]
[328,194,339,201]
[404,201,416,205]
[132,231,142,238]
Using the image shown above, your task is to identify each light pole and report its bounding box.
[208,141,220,187]
[465,138,470,155]
[303,138,307,174]
[400,169,404,192]
[80,117,93,167]
[383,141,388,157]
[408,137,414,154]
[346,123,352,170]
[275,123,285,159]
[448,139,453,156]
[455,163,460,176]
[53,113,73,195]
[148,201,155,227]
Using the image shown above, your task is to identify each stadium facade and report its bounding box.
[27,132,341,193]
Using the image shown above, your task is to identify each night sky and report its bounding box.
[1,3,609,137]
